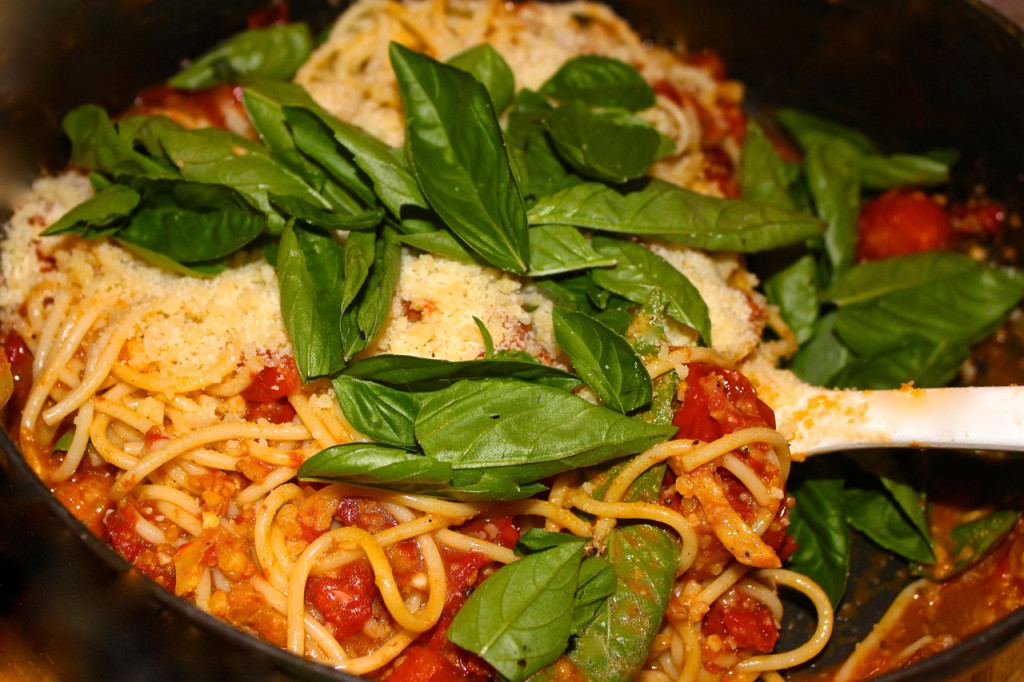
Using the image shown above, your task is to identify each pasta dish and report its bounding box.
[1,1,1020,681]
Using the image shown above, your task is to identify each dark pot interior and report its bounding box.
[1,1,1023,680]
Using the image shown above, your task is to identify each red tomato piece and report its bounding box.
[703,596,780,653]
[856,189,953,262]
[242,354,301,403]
[306,560,378,640]
[386,646,467,682]
[244,399,296,424]
[950,198,1007,236]
[672,363,776,442]
[247,2,291,28]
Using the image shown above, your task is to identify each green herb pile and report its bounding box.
[38,18,1024,680]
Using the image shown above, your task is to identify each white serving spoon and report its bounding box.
[765,380,1024,460]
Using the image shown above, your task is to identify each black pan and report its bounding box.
[1,1,1023,680]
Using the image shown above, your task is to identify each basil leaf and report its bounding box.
[563,525,678,682]
[776,108,880,157]
[528,224,615,277]
[447,469,548,500]
[844,486,935,564]
[788,311,854,387]
[340,230,402,361]
[447,538,585,681]
[805,142,860,281]
[331,376,423,449]
[544,102,661,183]
[507,90,582,201]
[390,42,529,272]
[340,231,376,315]
[63,106,176,179]
[447,44,515,113]
[830,252,1024,356]
[947,510,1021,575]
[571,555,617,635]
[515,528,584,554]
[51,430,76,453]
[858,153,951,189]
[41,185,140,237]
[398,230,484,266]
[591,237,712,345]
[763,253,819,345]
[168,23,313,89]
[739,120,796,210]
[342,354,580,392]
[831,337,969,390]
[115,240,226,277]
[277,223,346,379]
[269,194,384,230]
[528,178,825,252]
[552,308,652,413]
[297,442,454,493]
[415,378,674,470]
[786,463,850,608]
[539,55,655,112]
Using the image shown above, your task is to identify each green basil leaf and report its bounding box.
[277,223,346,379]
[544,102,661,183]
[447,44,515,113]
[831,337,969,390]
[591,237,712,345]
[739,120,796,210]
[805,141,860,281]
[390,42,529,272]
[340,230,402,361]
[397,230,484,266]
[341,354,580,392]
[786,463,850,608]
[331,375,423,448]
[415,378,674,469]
[788,311,855,387]
[297,442,454,493]
[168,23,313,90]
[947,510,1021,575]
[340,231,376,315]
[571,555,617,635]
[41,185,140,237]
[830,252,1024,356]
[528,178,825,252]
[447,469,548,500]
[115,240,226,277]
[269,194,384,230]
[539,55,655,112]
[51,430,76,452]
[552,308,652,413]
[528,224,616,277]
[763,253,819,345]
[858,153,951,189]
[448,538,585,681]
[855,452,933,545]
[844,486,936,564]
[507,90,583,201]
[563,525,678,682]
[776,108,880,157]
[63,106,177,179]
[515,528,586,554]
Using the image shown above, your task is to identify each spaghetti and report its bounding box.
[0,1,835,681]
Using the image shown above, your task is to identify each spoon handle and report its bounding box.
[780,385,1024,459]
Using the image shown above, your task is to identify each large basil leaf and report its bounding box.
[41,185,140,238]
[168,23,313,89]
[277,223,346,379]
[63,106,177,179]
[340,230,402,361]
[507,90,583,200]
[539,55,655,112]
[528,224,615,276]
[946,510,1021,575]
[805,141,860,280]
[448,538,585,681]
[764,253,819,345]
[415,378,674,470]
[859,153,952,189]
[739,120,796,210]
[844,486,935,565]
[297,442,454,493]
[571,555,617,635]
[544,102,661,183]
[447,44,515,113]
[331,375,423,448]
[776,108,880,157]
[831,337,969,390]
[829,252,1024,356]
[528,178,825,252]
[552,308,652,413]
[590,237,712,345]
[786,463,850,608]
[390,42,529,273]
[341,354,580,392]
[788,312,854,387]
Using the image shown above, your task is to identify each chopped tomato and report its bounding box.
[386,646,468,682]
[672,363,776,442]
[242,354,301,403]
[247,2,291,28]
[856,189,953,262]
[244,398,296,424]
[703,594,779,653]
[950,198,1007,236]
[128,84,251,136]
[306,560,378,639]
